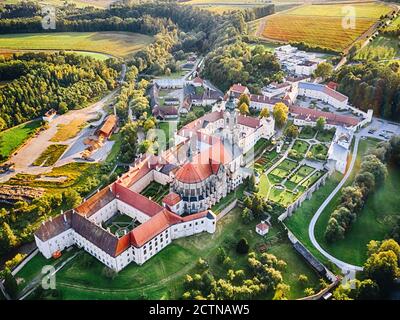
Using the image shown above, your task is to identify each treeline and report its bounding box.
[203,41,282,93]
[0,52,119,129]
[333,239,400,299]
[0,1,41,18]
[334,62,400,121]
[0,14,173,35]
[182,251,290,300]
[325,136,400,242]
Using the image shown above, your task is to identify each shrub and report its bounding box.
[236,238,250,254]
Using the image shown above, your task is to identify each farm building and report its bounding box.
[98,115,117,139]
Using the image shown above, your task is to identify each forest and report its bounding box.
[0,52,119,130]
[334,62,400,121]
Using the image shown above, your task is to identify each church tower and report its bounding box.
[224,91,238,143]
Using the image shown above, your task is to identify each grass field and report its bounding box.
[0,120,42,161]
[261,3,392,52]
[3,0,116,9]
[355,35,400,60]
[313,139,400,266]
[50,119,87,142]
[32,144,68,167]
[385,15,400,32]
[25,208,321,300]
[0,32,154,59]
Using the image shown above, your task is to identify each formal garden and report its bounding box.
[140,181,170,204]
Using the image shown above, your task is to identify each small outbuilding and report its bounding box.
[256,221,269,236]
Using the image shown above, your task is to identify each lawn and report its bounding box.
[355,35,400,61]
[28,208,321,300]
[141,181,170,204]
[277,159,298,172]
[284,172,343,266]
[316,129,335,143]
[0,120,42,161]
[0,32,154,59]
[299,126,317,139]
[261,3,392,52]
[309,143,328,160]
[32,144,68,167]
[314,145,399,266]
[50,119,87,142]
[157,121,176,151]
[211,184,245,214]
[292,140,309,155]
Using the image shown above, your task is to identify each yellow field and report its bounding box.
[51,119,87,142]
[261,2,393,52]
[0,32,154,59]
[2,0,117,8]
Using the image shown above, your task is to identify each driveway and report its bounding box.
[0,90,118,183]
[308,135,363,272]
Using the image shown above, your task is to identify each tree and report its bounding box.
[58,102,68,114]
[298,274,308,285]
[273,102,289,128]
[238,102,249,115]
[315,116,326,131]
[0,116,7,130]
[120,121,138,163]
[217,247,227,263]
[273,283,290,300]
[304,287,315,296]
[238,93,250,107]
[361,155,388,185]
[3,270,18,299]
[0,222,19,251]
[259,107,270,118]
[143,118,156,132]
[241,207,252,224]
[138,140,152,154]
[236,238,250,254]
[325,217,345,242]
[364,250,399,291]
[285,124,299,139]
[62,189,82,208]
[356,279,379,300]
[314,62,333,80]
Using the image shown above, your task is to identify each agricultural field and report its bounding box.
[32,144,68,167]
[385,15,400,32]
[0,32,154,59]
[2,0,116,8]
[22,208,322,300]
[261,3,393,52]
[0,120,42,162]
[50,119,87,142]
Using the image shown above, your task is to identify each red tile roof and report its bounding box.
[323,86,347,102]
[192,77,204,85]
[230,83,249,94]
[327,81,338,90]
[75,184,116,217]
[99,115,117,137]
[162,192,181,207]
[130,210,210,247]
[114,183,164,217]
[256,222,269,231]
[174,162,213,184]
[238,115,260,128]
[289,105,359,127]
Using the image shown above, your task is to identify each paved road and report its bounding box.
[308,135,363,272]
